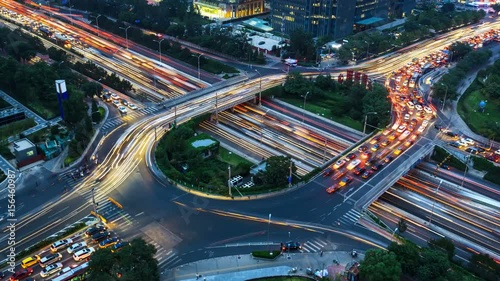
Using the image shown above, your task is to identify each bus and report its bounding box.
[51,262,89,281]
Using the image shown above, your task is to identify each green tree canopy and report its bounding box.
[388,242,419,276]
[261,156,297,186]
[87,238,160,281]
[429,237,455,261]
[360,249,402,281]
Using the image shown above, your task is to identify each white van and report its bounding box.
[73,247,95,261]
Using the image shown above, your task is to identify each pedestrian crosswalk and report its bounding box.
[127,234,183,271]
[299,237,328,253]
[338,209,362,225]
[101,106,160,131]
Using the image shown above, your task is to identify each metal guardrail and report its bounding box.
[107,197,123,209]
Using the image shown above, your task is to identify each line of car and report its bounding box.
[11,225,128,280]
[101,91,138,114]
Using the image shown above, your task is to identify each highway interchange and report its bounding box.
[0,1,500,279]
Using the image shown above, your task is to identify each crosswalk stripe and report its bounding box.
[344,213,359,221]
[350,210,362,216]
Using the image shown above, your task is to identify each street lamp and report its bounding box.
[302,91,310,123]
[255,69,262,106]
[428,180,443,226]
[153,38,165,63]
[267,214,271,252]
[364,41,370,58]
[119,26,131,49]
[197,53,204,80]
[363,112,378,135]
[260,109,270,144]
[91,187,98,216]
[440,83,448,111]
[227,165,232,197]
[90,14,102,37]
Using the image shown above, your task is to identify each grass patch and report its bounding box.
[218,147,253,167]
[279,97,363,131]
[0,99,10,110]
[0,118,37,141]
[96,106,105,123]
[0,170,5,182]
[28,103,57,120]
[431,146,466,171]
[472,156,500,185]
[251,250,282,260]
[457,88,500,138]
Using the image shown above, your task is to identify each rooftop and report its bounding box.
[356,17,384,26]
[13,138,35,151]
[242,18,273,32]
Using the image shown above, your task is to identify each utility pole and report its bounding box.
[197,53,204,80]
[154,38,165,63]
[255,69,262,106]
[363,112,378,135]
[428,180,443,226]
[90,14,102,37]
[302,91,310,123]
[119,26,131,49]
[228,165,232,197]
[215,92,219,124]
[91,187,98,217]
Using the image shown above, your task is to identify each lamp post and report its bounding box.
[428,180,443,226]
[288,160,293,188]
[154,38,165,63]
[255,69,262,106]
[228,165,232,197]
[197,53,204,80]
[364,41,370,58]
[267,214,271,252]
[302,91,310,123]
[461,151,472,187]
[440,83,448,111]
[90,14,102,37]
[363,112,378,135]
[261,109,270,144]
[91,187,97,216]
[119,26,131,49]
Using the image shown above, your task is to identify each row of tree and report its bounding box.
[280,72,391,130]
[336,4,485,62]
[69,0,258,65]
[432,49,491,101]
[361,239,500,281]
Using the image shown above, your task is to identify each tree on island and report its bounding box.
[360,249,401,281]
[87,238,160,281]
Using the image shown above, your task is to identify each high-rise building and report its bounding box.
[193,0,265,19]
[270,0,415,39]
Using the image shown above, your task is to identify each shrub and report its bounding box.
[252,250,282,260]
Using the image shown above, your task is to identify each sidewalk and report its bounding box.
[439,44,500,148]
[164,251,363,281]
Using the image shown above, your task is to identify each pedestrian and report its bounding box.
[320,250,323,257]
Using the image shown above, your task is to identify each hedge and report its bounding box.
[252,250,282,260]
[431,146,466,171]
[473,156,500,185]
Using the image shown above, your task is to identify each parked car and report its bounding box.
[281,242,301,251]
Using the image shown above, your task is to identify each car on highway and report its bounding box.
[73,247,95,261]
[110,93,119,100]
[40,262,63,278]
[120,99,128,106]
[361,151,372,159]
[333,159,346,169]
[85,225,106,237]
[398,130,411,141]
[118,106,127,114]
[21,255,40,268]
[361,170,374,179]
[92,231,111,243]
[424,106,433,114]
[415,104,423,111]
[384,156,394,163]
[99,237,120,249]
[112,100,121,107]
[128,103,138,110]
[381,140,391,147]
[339,176,353,187]
[371,163,384,171]
[67,242,87,254]
[326,184,340,194]
[281,242,301,251]
[397,125,406,133]
[371,144,380,152]
[370,136,381,144]
[322,167,333,177]
[39,253,63,268]
[388,134,397,141]
[358,145,368,152]
[9,268,34,281]
[404,113,410,120]
[353,166,366,176]
[461,138,475,146]
[346,153,357,160]
[50,238,73,252]
[393,147,404,155]
[346,159,361,170]
[111,241,130,253]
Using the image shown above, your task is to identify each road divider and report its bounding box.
[108,197,123,209]
[90,211,108,223]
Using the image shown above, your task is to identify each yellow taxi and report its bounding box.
[21,255,40,268]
